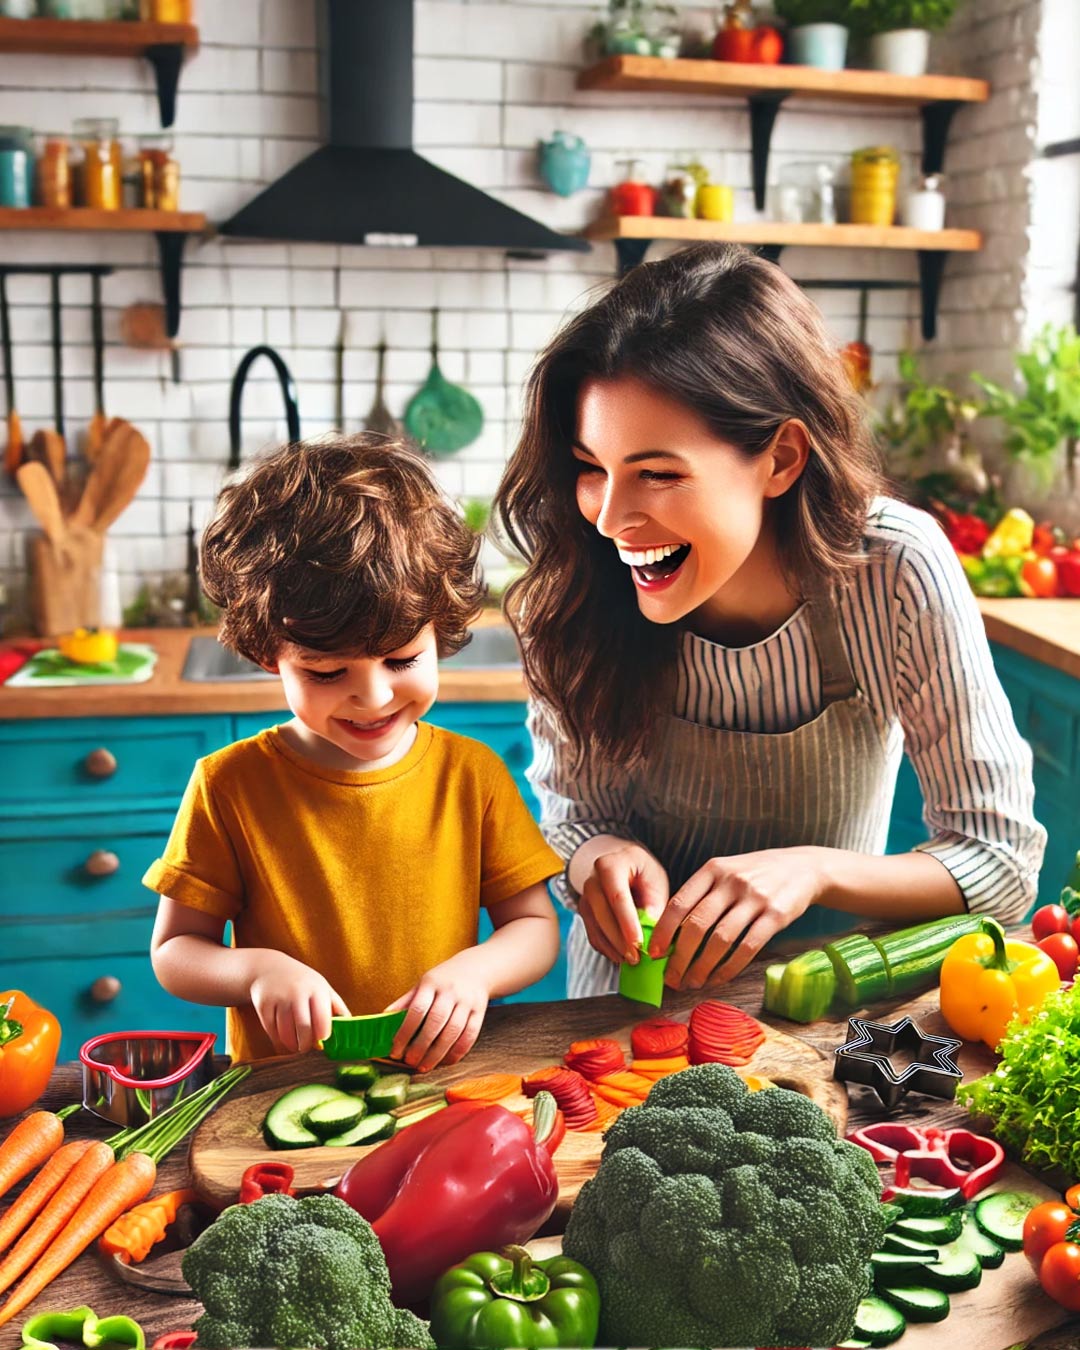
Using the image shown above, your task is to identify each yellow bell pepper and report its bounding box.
[58,628,118,665]
[982,508,1035,559]
[939,917,1059,1051]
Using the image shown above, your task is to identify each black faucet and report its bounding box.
[228,345,301,469]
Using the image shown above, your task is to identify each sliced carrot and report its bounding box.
[593,1070,653,1099]
[580,1098,624,1132]
[445,1074,520,1104]
[590,1083,643,1109]
[630,1055,690,1077]
[0,1139,93,1256]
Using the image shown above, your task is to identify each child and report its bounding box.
[493,242,1046,998]
[147,436,563,1066]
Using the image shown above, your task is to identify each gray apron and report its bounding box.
[566,593,905,998]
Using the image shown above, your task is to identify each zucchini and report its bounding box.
[875,1282,950,1322]
[335,1062,379,1092]
[957,1209,1005,1269]
[973,1190,1040,1251]
[852,1295,906,1347]
[367,1073,411,1112]
[870,914,983,999]
[919,1240,983,1292]
[394,1099,448,1131]
[263,1084,354,1149]
[892,1212,963,1245]
[871,1251,932,1273]
[302,1097,366,1138]
[324,1111,395,1147]
[405,1082,445,1103]
[882,1233,940,1259]
[762,948,837,1023]
[825,934,891,1009]
[836,1342,873,1349]
[887,1185,964,1217]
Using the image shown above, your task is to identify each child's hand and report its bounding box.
[384,950,491,1072]
[249,952,350,1055]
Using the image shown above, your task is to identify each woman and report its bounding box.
[494,243,1045,999]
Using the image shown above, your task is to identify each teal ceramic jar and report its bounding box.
[538,131,591,197]
[0,127,34,208]
[786,22,849,70]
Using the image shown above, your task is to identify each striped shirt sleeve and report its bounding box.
[891,514,1047,924]
[524,699,640,910]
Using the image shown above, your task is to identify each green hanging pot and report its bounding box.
[403,309,484,456]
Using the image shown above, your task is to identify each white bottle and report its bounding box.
[902,173,947,230]
[99,539,123,630]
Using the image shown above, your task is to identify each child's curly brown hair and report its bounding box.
[201,435,485,666]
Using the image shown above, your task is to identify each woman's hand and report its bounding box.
[384,949,491,1072]
[578,841,670,965]
[249,952,350,1054]
[649,846,826,989]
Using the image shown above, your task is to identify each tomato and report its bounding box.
[1039,1241,1080,1311]
[752,25,784,62]
[712,27,757,61]
[1024,1201,1076,1271]
[1038,931,1079,981]
[1069,914,1080,947]
[1032,522,1058,554]
[1058,549,1080,597]
[1022,554,1059,598]
[1032,904,1070,939]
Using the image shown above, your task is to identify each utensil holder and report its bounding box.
[28,528,103,637]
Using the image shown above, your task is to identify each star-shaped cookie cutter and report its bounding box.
[833,1015,963,1109]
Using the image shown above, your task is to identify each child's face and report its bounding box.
[270,624,439,771]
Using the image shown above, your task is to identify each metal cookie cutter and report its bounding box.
[80,1030,217,1128]
[832,1015,963,1109]
[847,1121,1005,1200]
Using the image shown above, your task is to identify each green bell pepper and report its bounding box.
[21,1308,144,1350]
[430,1245,600,1349]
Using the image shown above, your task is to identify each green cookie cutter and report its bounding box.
[618,909,671,1008]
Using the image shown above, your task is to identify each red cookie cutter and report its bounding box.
[846,1122,1005,1200]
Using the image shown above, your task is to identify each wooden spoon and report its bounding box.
[71,417,131,528]
[92,425,151,534]
[15,460,69,556]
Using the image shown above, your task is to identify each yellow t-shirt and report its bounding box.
[143,721,562,1062]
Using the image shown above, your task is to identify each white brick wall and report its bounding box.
[0,0,1073,616]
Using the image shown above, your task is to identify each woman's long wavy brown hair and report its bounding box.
[494,243,881,770]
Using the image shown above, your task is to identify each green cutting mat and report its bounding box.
[5,643,158,687]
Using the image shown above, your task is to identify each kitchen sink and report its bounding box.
[181,625,521,682]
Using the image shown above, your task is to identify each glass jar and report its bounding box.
[609,158,657,216]
[0,0,37,18]
[0,126,34,209]
[36,135,71,209]
[136,133,179,209]
[38,0,77,16]
[150,0,191,20]
[902,172,946,230]
[74,117,122,210]
[850,146,900,227]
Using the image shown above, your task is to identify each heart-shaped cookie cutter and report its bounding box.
[80,1030,217,1128]
[847,1121,1005,1200]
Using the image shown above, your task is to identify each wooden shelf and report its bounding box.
[0,207,206,233]
[577,54,988,107]
[585,217,982,252]
[0,16,197,56]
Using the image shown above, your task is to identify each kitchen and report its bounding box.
[3,0,1080,1345]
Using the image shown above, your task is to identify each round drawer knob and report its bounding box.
[84,748,118,779]
[89,976,121,1004]
[85,849,120,878]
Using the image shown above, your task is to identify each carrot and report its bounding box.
[589,1083,642,1108]
[0,1138,94,1255]
[0,1112,65,1205]
[580,1098,623,1132]
[630,1055,690,1076]
[0,1151,157,1328]
[445,1074,521,1104]
[593,1070,654,1099]
[0,1140,114,1296]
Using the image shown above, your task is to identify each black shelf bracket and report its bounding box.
[614,237,653,275]
[155,231,190,340]
[145,43,185,129]
[756,243,785,264]
[916,249,949,340]
[748,92,791,211]
[921,100,963,176]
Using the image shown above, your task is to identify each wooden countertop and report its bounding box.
[1,600,1078,721]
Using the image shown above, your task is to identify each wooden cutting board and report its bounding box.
[190,1013,847,1223]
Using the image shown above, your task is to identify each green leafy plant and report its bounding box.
[461,497,492,535]
[875,350,984,487]
[774,0,853,24]
[847,0,960,33]
[974,323,1080,485]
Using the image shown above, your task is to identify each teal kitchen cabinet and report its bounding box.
[886,641,1080,913]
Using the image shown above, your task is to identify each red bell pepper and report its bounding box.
[941,507,990,556]
[238,1160,294,1204]
[334,1093,561,1306]
[1057,547,1080,597]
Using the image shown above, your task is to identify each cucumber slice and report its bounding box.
[302,1097,366,1138]
[919,1239,983,1291]
[764,948,837,1022]
[324,1111,395,1146]
[853,1295,907,1347]
[335,1062,379,1092]
[825,933,892,1009]
[837,1342,873,1349]
[888,1185,964,1217]
[871,1251,932,1273]
[958,1210,1005,1269]
[882,1233,940,1258]
[870,914,982,998]
[875,1282,950,1322]
[405,1083,445,1103]
[367,1073,411,1112]
[892,1212,963,1245]
[263,1084,353,1149]
[394,1099,448,1131]
[973,1190,1040,1251]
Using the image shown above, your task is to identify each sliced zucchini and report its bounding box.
[825,933,892,1009]
[394,1099,448,1131]
[263,1084,352,1149]
[973,1190,1040,1251]
[882,1233,940,1259]
[875,1282,951,1322]
[870,914,982,998]
[892,1211,963,1245]
[302,1096,366,1138]
[323,1111,395,1147]
[335,1062,379,1092]
[405,1082,445,1103]
[888,1185,964,1217]
[920,1239,983,1291]
[853,1294,907,1347]
[871,1251,932,1273]
[958,1209,1005,1269]
[837,1342,873,1349]
[367,1073,411,1112]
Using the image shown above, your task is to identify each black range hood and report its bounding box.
[220,0,589,256]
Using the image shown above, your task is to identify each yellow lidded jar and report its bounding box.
[850,146,900,227]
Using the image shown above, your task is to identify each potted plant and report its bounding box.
[774,0,852,70]
[848,0,961,77]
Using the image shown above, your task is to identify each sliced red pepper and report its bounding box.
[563,1038,625,1080]
[238,1160,295,1204]
[151,1334,198,1350]
[631,1017,689,1059]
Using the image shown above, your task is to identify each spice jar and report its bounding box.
[0,127,34,209]
[660,157,706,219]
[74,117,122,210]
[902,172,946,230]
[136,134,179,209]
[150,0,192,19]
[850,146,900,227]
[0,0,36,17]
[36,136,72,210]
[609,158,657,216]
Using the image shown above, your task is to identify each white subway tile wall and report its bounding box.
[0,0,1069,613]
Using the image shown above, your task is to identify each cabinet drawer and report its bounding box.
[0,824,173,918]
[0,717,231,818]
[232,713,286,742]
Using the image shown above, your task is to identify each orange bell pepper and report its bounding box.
[0,991,60,1118]
[939,918,1059,1051]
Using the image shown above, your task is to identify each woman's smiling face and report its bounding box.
[573,374,796,634]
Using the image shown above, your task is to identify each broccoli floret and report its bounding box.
[562,1063,882,1349]
[181,1193,435,1350]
